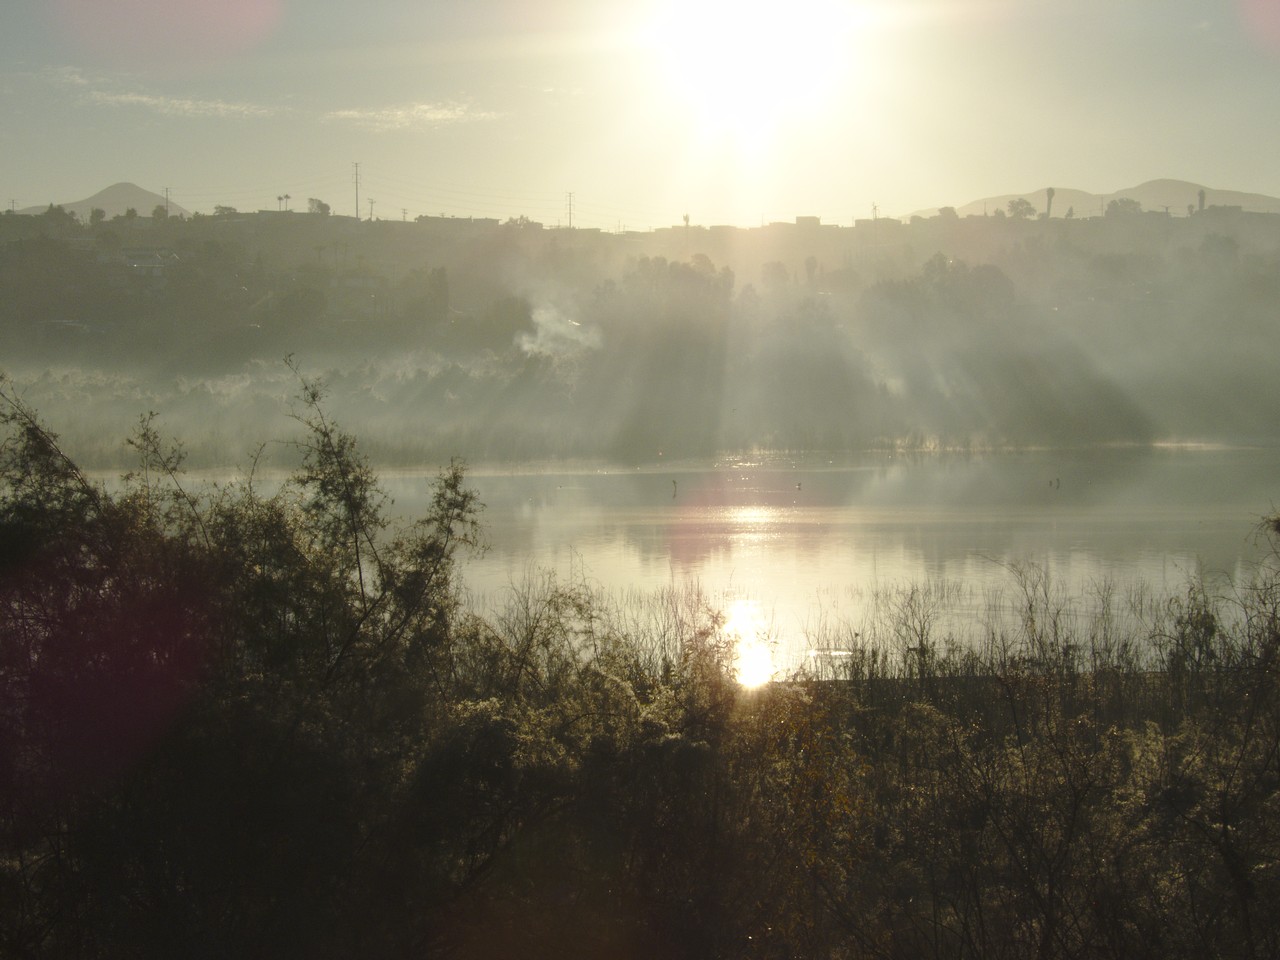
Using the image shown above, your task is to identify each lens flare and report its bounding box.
[50,0,284,69]
[1239,0,1280,53]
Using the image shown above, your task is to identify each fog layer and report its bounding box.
[2,204,1274,465]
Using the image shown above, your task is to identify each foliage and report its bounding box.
[1007,197,1036,219]
[1107,197,1143,217]
[2,383,1280,957]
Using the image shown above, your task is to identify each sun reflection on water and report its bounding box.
[727,506,774,529]
[723,597,776,688]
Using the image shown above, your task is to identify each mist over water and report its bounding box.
[379,446,1279,673]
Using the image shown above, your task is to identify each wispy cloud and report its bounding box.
[39,66,486,129]
[323,101,495,132]
[39,66,276,119]
[48,65,91,86]
[87,90,275,119]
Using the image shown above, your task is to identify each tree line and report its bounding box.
[5,197,1280,462]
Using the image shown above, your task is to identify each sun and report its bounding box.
[642,0,866,148]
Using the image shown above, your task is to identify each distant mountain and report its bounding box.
[909,179,1280,220]
[18,182,190,220]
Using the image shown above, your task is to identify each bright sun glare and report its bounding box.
[723,598,776,688]
[644,0,865,149]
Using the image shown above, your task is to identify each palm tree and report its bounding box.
[1045,186,1056,219]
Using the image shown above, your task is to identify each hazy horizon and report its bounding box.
[5,1,1280,229]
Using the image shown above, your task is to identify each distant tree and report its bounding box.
[152,204,168,222]
[761,260,789,291]
[689,253,716,277]
[38,204,79,236]
[1105,197,1142,217]
[89,207,106,228]
[308,198,331,216]
[922,251,953,282]
[213,205,237,216]
[1045,186,1056,219]
[1007,197,1035,219]
[937,206,958,220]
[1065,205,1075,219]
[124,207,137,221]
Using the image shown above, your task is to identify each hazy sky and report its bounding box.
[4,0,1279,229]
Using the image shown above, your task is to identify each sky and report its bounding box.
[3,0,1280,230]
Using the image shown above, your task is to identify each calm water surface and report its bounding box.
[383,447,1279,676]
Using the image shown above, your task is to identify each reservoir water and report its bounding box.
[382,447,1280,677]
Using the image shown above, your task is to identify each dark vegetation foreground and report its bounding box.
[2,383,1279,959]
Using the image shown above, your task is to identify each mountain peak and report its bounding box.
[19,183,189,219]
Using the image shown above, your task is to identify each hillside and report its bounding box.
[18,182,189,220]
[3,198,1280,462]
[910,179,1280,219]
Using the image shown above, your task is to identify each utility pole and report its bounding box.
[164,187,170,215]
[368,197,375,221]
[566,191,573,229]
[402,208,407,221]
[353,161,360,220]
